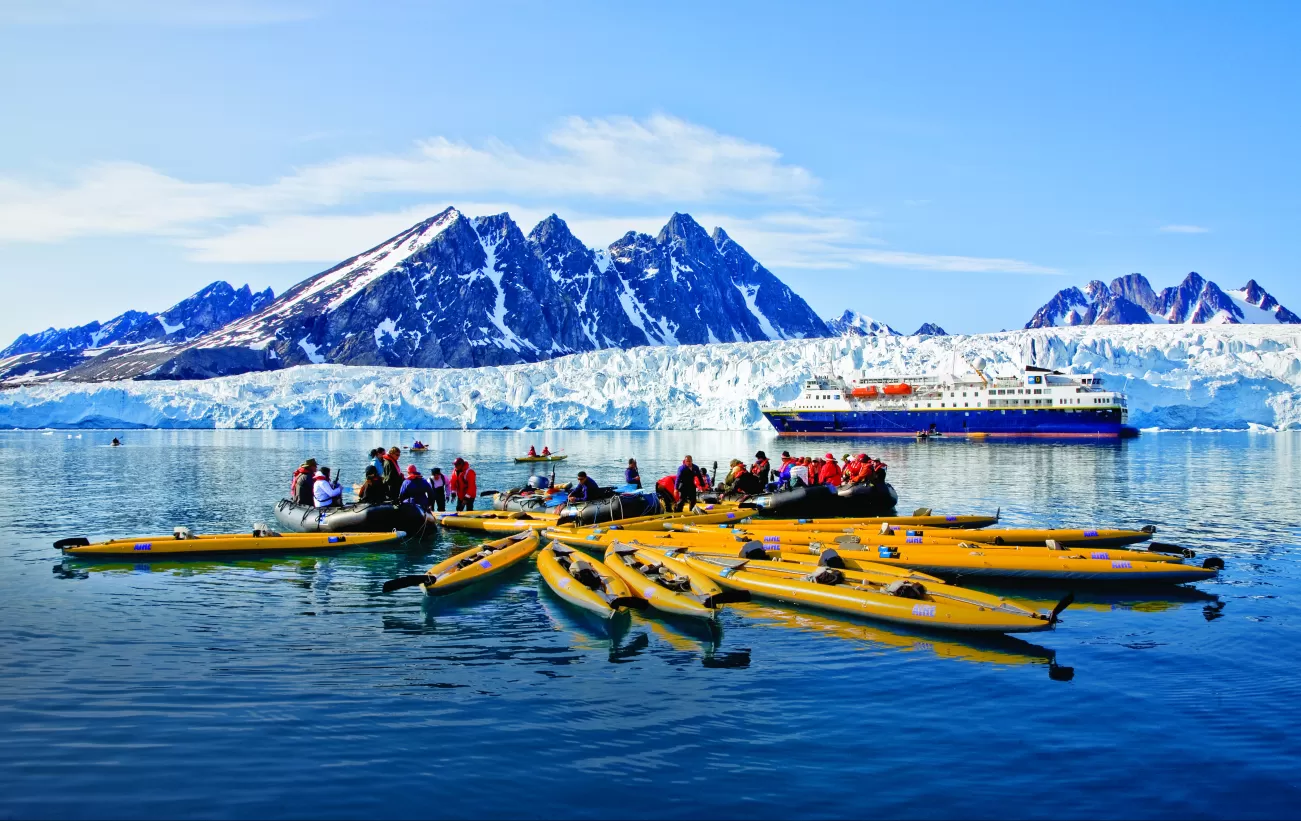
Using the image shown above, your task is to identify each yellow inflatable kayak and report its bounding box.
[438,512,558,533]
[602,542,749,619]
[537,543,645,619]
[741,513,1000,529]
[513,454,568,463]
[673,551,1062,633]
[382,532,539,595]
[56,528,405,558]
[739,521,1154,548]
[674,524,1184,563]
[769,543,1223,584]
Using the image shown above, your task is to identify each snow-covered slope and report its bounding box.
[1027,273,1299,328]
[1,282,273,357]
[3,326,1297,431]
[826,310,898,336]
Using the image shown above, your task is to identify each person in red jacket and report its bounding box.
[818,452,842,487]
[448,457,478,511]
[845,453,872,485]
[654,474,679,512]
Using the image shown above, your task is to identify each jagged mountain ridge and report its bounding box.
[1027,272,1299,328]
[1,281,274,358]
[1,209,832,383]
[826,310,898,336]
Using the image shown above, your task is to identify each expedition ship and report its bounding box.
[762,359,1138,438]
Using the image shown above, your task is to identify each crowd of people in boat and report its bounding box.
[287,446,888,517]
[288,448,479,515]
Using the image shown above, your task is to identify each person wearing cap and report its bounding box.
[428,467,448,511]
[570,470,601,503]
[291,459,317,506]
[819,452,843,487]
[357,465,387,504]
[313,466,344,508]
[399,464,434,513]
[720,458,746,493]
[624,458,642,489]
[750,450,771,484]
[845,453,873,485]
[449,457,477,512]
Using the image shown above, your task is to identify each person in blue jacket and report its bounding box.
[624,458,642,489]
[570,470,601,502]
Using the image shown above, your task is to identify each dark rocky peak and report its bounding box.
[528,214,585,256]
[1094,295,1153,325]
[1109,274,1159,312]
[1024,286,1091,328]
[913,322,948,335]
[1238,279,1279,312]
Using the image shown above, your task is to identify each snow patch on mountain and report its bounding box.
[3,325,1297,432]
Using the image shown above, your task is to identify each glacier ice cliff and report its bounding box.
[1,326,1298,431]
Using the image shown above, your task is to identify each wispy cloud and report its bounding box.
[2,112,1057,278]
[0,116,816,243]
[0,0,318,25]
[1160,224,1209,234]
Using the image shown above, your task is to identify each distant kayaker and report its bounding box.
[357,465,387,504]
[429,467,448,512]
[625,458,641,489]
[449,457,477,512]
[291,459,318,505]
[528,445,538,457]
[675,455,702,512]
[381,447,403,500]
[541,446,552,456]
[111,437,121,446]
[313,467,343,508]
[570,471,600,502]
[399,465,434,512]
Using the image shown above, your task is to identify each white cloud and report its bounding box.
[0,115,816,243]
[1160,224,1209,234]
[185,204,1057,277]
[850,249,1062,275]
[0,0,316,25]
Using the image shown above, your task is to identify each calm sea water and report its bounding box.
[1,429,1299,819]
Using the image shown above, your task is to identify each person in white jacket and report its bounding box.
[313,467,344,508]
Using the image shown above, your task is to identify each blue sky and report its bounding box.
[2,0,1298,343]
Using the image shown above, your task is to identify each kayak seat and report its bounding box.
[569,560,603,590]
[806,566,844,586]
[884,580,928,599]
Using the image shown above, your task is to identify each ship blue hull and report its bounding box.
[763,408,1138,438]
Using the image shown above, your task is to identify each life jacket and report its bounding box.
[541,448,551,456]
[819,460,842,486]
[751,458,770,478]
[656,475,679,502]
[528,448,537,456]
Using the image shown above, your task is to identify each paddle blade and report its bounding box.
[382,575,431,594]
[53,537,90,550]
[703,589,751,607]
[1148,541,1195,557]
[609,595,649,611]
[1050,592,1075,624]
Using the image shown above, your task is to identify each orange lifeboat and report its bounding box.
[882,383,913,396]
[849,386,878,398]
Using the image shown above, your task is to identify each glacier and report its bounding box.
[1,325,1298,431]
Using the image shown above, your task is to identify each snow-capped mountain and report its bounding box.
[912,323,948,336]
[1026,273,1299,328]
[12,208,827,382]
[1,282,274,357]
[826,310,898,336]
